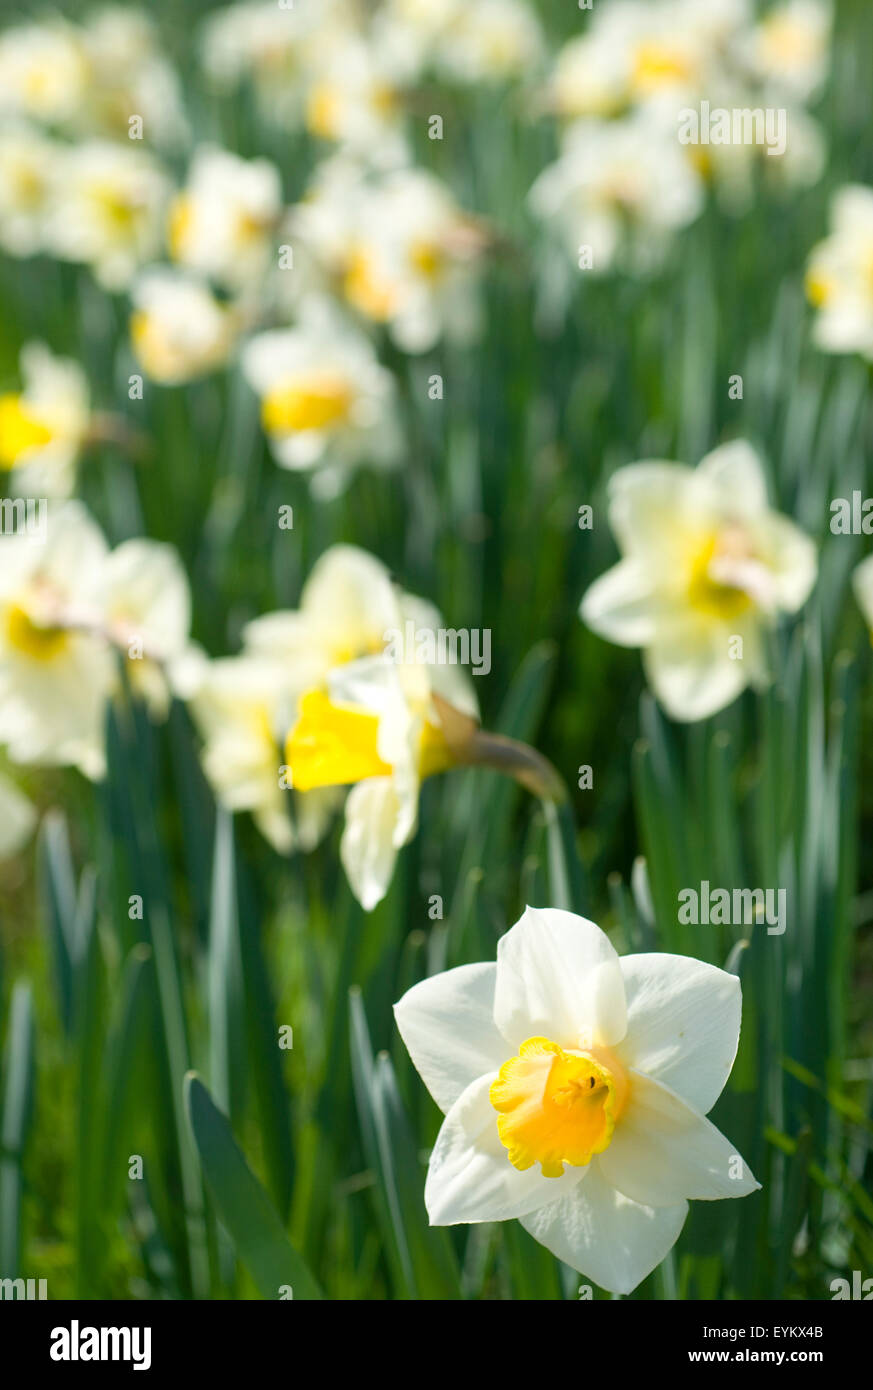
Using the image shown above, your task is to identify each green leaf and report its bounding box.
[184,1073,323,1301]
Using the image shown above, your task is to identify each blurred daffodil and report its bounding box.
[46,139,171,290]
[130,268,237,385]
[168,145,281,290]
[580,442,816,721]
[806,185,873,360]
[242,310,402,492]
[0,21,88,125]
[395,905,758,1294]
[0,342,90,497]
[0,123,59,258]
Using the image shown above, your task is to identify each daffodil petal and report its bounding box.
[616,953,741,1114]
[696,440,769,517]
[425,1074,588,1226]
[340,775,411,911]
[519,1161,688,1295]
[579,559,665,647]
[394,963,507,1115]
[643,620,754,722]
[493,906,627,1050]
[598,1070,760,1207]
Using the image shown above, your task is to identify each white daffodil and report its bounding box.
[0,772,37,858]
[0,342,90,498]
[529,113,704,274]
[303,35,412,160]
[740,0,831,101]
[428,0,544,86]
[190,652,339,856]
[805,185,873,360]
[168,146,282,290]
[77,7,189,150]
[852,554,873,634]
[395,905,759,1294]
[0,22,88,125]
[0,123,60,257]
[0,502,113,779]
[292,159,487,352]
[241,314,402,491]
[100,539,195,718]
[580,441,816,722]
[130,269,237,385]
[45,140,171,291]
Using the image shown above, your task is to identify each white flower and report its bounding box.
[130,268,236,384]
[0,23,88,124]
[77,6,189,149]
[806,185,873,360]
[740,0,831,101]
[0,342,90,497]
[244,544,477,907]
[303,35,411,160]
[431,0,544,86]
[241,311,402,489]
[45,140,171,290]
[853,554,873,633]
[530,113,704,274]
[0,502,113,779]
[395,905,759,1294]
[0,772,37,858]
[190,653,338,856]
[580,442,816,721]
[293,160,486,352]
[168,146,282,290]
[101,538,195,718]
[0,123,60,257]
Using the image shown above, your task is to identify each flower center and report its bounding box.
[687,532,756,620]
[284,688,452,791]
[261,374,354,434]
[631,42,695,94]
[490,1036,628,1178]
[5,602,70,662]
[0,394,53,467]
[343,249,399,321]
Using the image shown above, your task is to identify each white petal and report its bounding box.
[493,906,627,1049]
[340,776,409,910]
[598,1070,760,1206]
[394,963,508,1115]
[425,1074,587,1225]
[696,440,769,517]
[520,1161,688,1295]
[616,953,741,1114]
[606,462,694,559]
[643,620,753,721]
[579,559,665,647]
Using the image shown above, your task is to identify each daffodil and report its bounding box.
[386,0,543,87]
[302,34,411,160]
[130,269,237,385]
[0,342,90,497]
[241,311,402,491]
[580,441,817,721]
[395,905,759,1294]
[529,113,704,274]
[0,22,88,125]
[168,146,281,290]
[805,185,873,360]
[292,160,486,352]
[0,123,59,258]
[740,0,831,101]
[0,502,113,779]
[76,7,189,150]
[101,538,197,718]
[45,140,171,290]
[0,772,36,859]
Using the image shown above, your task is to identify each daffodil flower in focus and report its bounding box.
[0,343,90,497]
[580,441,816,721]
[805,185,873,360]
[241,311,402,493]
[395,905,759,1294]
[130,269,237,385]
